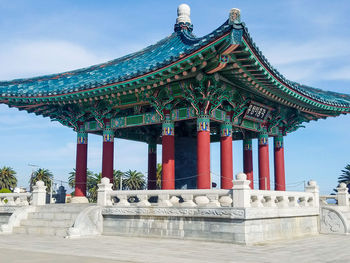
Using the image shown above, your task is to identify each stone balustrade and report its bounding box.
[97,174,320,209]
[248,190,315,208]
[0,180,47,209]
[320,183,350,207]
[0,193,31,206]
[110,188,233,208]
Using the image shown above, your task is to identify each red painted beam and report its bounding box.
[258,133,270,190]
[243,139,254,189]
[75,132,88,197]
[274,136,286,191]
[162,121,175,189]
[147,143,157,190]
[220,123,233,189]
[197,117,211,189]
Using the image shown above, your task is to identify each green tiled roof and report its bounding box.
[0,23,231,97]
[0,16,349,111]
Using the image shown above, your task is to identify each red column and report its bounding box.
[274,135,285,191]
[258,132,270,190]
[220,123,233,189]
[162,121,175,189]
[197,116,211,189]
[75,129,88,197]
[243,139,253,189]
[147,143,157,190]
[102,122,114,182]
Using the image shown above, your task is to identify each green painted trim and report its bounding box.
[274,135,283,149]
[258,132,268,145]
[162,120,174,136]
[197,115,210,132]
[220,122,232,137]
[243,138,252,150]
[148,143,157,153]
[77,131,88,144]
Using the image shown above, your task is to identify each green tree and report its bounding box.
[124,170,146,190]
[338,164,350,193]
[0,166,17,190]
[68,169,95,189]
[87,172,102,202]
[113,170,124,190]
[156,163,162,189]
[30,168,53,193]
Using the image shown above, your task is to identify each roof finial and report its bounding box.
[174,4,193,32]
[176,4,191,24]
[229,8,241,24]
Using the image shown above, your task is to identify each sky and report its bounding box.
[0,0,349,194]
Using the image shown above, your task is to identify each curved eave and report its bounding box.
[240,30,350,113]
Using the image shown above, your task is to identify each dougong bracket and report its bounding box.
[144,86,175,120]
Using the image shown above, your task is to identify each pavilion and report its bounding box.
[1,4,349,203]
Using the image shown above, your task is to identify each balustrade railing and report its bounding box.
[320,183,350,207]
[110,189,233,208]
[249,190,315,208]
[0,193,31,206]
[97,173,320,209]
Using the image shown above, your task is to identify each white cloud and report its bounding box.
[0,40,108,80]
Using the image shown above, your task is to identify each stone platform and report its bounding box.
[0,234,349,263]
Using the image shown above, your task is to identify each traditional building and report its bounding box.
[1,5,349,202]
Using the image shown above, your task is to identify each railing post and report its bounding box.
[304,180,319,208]
[97,177,113,206]
[32,181,47,206]
[232,172,251,208]
[336,183,349,207]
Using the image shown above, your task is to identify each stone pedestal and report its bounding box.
[32,181,47,206]
[71,196,89,204]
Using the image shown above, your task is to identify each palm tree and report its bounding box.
[0,166,17,190]
[113,170,124,190]
[87,172,102,202]
[124,170,146,190]
[68,168,95,188]
[338,164,350,193]
[156,163,162,189]
[30,168,53,192]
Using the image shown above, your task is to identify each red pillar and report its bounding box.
[274,135,285,191]
[197,116,211,189]
[258,132,270,190]
[162,121,175,189]
[243,139,254,189]
[147,143,157,190]
[75,129,88,197]
[102,122,114,182]
[220,123,233,189]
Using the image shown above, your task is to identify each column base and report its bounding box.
[71,196,89,204]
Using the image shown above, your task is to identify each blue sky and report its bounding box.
[0,0,349,194]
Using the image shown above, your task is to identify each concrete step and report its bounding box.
[28,211,80,220]
[35,204,92,213]
[20,219,74,228]
[13,226,68,237]
[12,204,95,237]
[0,213,11,225]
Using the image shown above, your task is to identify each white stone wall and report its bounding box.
[102,206,319,244]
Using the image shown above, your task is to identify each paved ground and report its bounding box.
[0,234,349,263]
